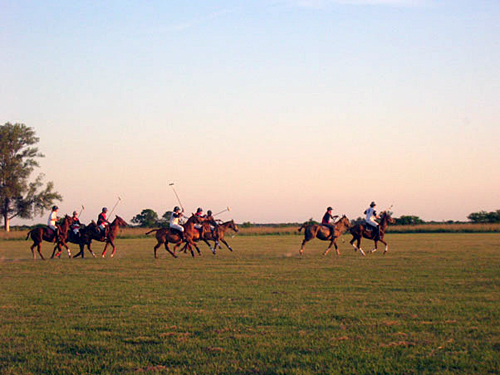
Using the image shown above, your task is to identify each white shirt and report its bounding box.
[365,207,377,222]
[48,211,58,228]
[170,212,181,226]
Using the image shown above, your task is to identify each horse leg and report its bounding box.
[51,244,58,259]
[350,236,358,251]
[379,238,389,254]
[299,239,309,256]
[323,238,335,256]
[355,237,366,256]
[102,242,109,257]
[73,244,83,258]
[203,239,215,255]
[37,243,45,260]
[30,243,37,260]
[185,243,195,258]
[164,243,177,258]
[65,243,72,258]
[333,238,340,256]
[220,238,233,252]
[110,240,117,257]
[371,240,378,254]
[193,243,202,256]
[154,241,162,259]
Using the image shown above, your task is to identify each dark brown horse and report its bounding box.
[26,215,73,260]
[298,215,351,256]
[146,214,205,258]
[189,219,239,255]
[67,224,97,259]
[349,211,395,256]
[81,216,128,258]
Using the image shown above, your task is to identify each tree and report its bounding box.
[131,209,159,227]
[467,210,500,223]
[0,123,62,231]
[394,215,424,225]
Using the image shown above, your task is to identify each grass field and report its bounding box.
[1,233,499,374]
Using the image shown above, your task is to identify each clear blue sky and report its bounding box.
[1,0,499,224]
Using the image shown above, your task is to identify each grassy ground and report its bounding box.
[1,233,499,374]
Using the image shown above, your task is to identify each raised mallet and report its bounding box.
[214,206,231,216]
[109,197,122,217]
[169,183,184,211]
[78,205,85,217]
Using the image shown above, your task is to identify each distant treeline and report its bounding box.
[467,210,500,223]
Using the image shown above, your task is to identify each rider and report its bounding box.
[169,206,185,238]
[47,205,61,241]
[194,207,204,229]
[364,201,380,238]
[321,207,338,234]
[205,209,219,240]
[70,210,82,239]
[97,207,110,237]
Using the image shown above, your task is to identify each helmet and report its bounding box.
[207,210,212,215]
[327,206,333,211]
[370,202,376,207]
[52,206,58,211]
[73,211,78,216]
[197,207,203,213]
[102,207,108,212]
[174,206,180,212]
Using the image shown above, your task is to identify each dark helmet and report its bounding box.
[73,211,78,216]
[370,202,376,207]
[174,206,180,212]
[327,206,333,211]
[52,205,58,211]
[102,207,108,212]
[197,207,203,213]
[207,210,212,215]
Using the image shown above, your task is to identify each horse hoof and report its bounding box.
[371,249,377,253]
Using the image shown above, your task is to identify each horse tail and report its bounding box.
[298,223,307,232]
[25,230,33,240]
[145,229,159,235]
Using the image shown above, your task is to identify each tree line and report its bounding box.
[467,210,500,223]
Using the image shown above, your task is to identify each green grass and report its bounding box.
[1,233,499,374]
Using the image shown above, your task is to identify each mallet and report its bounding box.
[213,206,231,216]
[169,183,184,211]
[109,197,122,217]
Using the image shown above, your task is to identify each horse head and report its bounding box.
[338,215,351,228]
[188,214,205,225]
[380,211,395,225]
[61,215,73,228]
[228,220,239,232]
[114,215,128,227]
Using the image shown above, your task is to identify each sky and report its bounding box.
[1,0,499,224]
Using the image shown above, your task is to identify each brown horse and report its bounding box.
[298,215,351,256]
[26,215,73,260]
[81,216,128,258]
[146,214,205,258]
[349,211,395,256]
[67,224,97,259]
[189,219,239,255]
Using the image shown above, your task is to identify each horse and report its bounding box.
[349,211,395,256]
[67,224,97,259]
[298,215,351,256]
[145,214,205,258]
[25,215,73,260]
[188,219,239,255]
[80,216,128,258]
